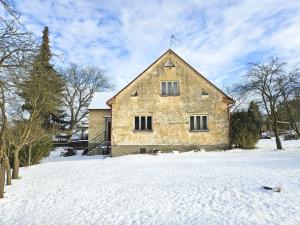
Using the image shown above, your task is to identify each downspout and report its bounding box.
[228,99,235,149]
[110,104,113,157]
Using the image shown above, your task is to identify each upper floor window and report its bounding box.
[190,115,208,131]
[161,81,179,96]
[134,116,152,131]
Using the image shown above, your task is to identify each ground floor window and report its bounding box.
[190,115,208,131]
[134,116,152,131]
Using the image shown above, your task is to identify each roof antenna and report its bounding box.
[170,35,176,49]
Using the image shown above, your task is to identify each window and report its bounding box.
[147,116,152,130]
[173,82,179,95]
[161,81,179,96]
[162,82,166,95]
[190,115,208,131]
[131,90,138,96]
[202,116,207,130]
[201,89,209,96]
[167,82,172,95]
[134,116,152,131]
[135,117,139,130]
[141,116,146,130]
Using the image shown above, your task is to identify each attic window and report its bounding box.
[161,81,179,96]
[164,58,175,68]
[201,89,209,96]
[131,90,138,96]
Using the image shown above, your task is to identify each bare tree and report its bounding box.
[0,81,7,197]
[0,0,18,18]
[0,16,35,68]
[278,70,300,136]
[225,85,248,112]
[8,62,57,179]
[0,0,35,198]
[60,64,112,139]
[0,79,13,186]
[6,118,48,178]
[236,58,298,150]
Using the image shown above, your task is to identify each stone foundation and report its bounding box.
[111,144,229,157]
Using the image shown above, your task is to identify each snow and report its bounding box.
[88,92,116,110]
[1,139,300,225]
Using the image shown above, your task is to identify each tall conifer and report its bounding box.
[23,26,64,129]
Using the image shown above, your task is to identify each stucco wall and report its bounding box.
[88,109,111,142]
[110,51,231,156]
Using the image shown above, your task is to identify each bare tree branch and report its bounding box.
[235,57,299,149]
[59,64,113,139]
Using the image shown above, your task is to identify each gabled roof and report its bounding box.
[107,49,233,106]
[88,92,117,110]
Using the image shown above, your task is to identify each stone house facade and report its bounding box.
[89,49,233,156]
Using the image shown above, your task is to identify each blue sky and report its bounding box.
[11,0,300,91]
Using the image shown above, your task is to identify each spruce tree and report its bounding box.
[23,26,64,129]
[10,27,64,176]
[248,101,262,138]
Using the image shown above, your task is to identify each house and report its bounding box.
[88,49,234,156]
[88,92,115,151]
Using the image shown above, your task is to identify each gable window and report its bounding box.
[201,89,209,96]
[134,116,152,131]
[161,81,179,96]
[190,115,208,131]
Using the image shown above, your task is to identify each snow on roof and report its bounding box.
[88,92,116,110]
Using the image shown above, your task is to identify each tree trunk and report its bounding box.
[283,97,300,137]
[272,122,283,150]
[28,145,32,166]
[12,151,20,179]
[4,154,11,185]
[0,159,5,198]
[290,121,300,137]
[67,128,74,143]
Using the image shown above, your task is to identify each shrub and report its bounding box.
[19,136,52,166]
[230,102,262,148]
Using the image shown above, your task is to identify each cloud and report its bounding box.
[11,0,300,90]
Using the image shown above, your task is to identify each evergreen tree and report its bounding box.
[9,26,64,178]
[23,26,64,129]
[19,136,52,166]
[248,101,262,138]
[230,102,262,148]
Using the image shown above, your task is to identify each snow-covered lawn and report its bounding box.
[1,139,300,225]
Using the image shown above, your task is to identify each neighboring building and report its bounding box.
[88,92,115,148]
[88,49,233,156]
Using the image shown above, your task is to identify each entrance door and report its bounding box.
[105,118,111,141]
[107,121,111,141]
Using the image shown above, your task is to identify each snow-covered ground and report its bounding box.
[0,139,300,225]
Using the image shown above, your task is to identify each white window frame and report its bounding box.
[161,80,179,96]
[189,115,208,131]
